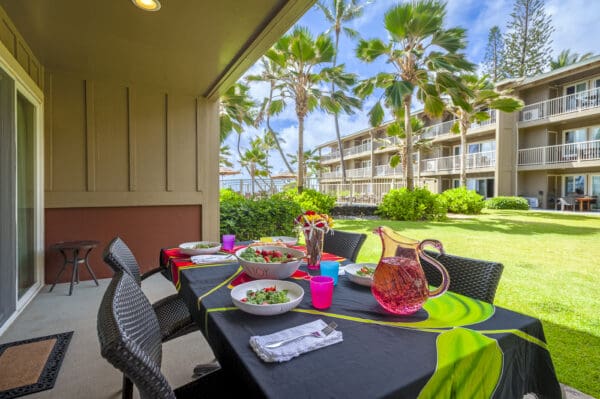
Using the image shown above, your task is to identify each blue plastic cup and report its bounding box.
[320,261,340,285]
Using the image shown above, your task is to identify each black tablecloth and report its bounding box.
[178,263,561,398]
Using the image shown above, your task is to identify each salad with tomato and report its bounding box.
[241,286,290,305]
[239,247,297,263]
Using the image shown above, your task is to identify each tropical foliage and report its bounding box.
[219,83,256,144]
[502,0,554,77]
[376,187,447,221]
[240,136,270,196]
[355,0,473,190]
[317,0,369,183]
[440,187,485,214]
[550,49,595,70]
[445,74,523,187]
[484,196,530,210]
[264,26,361,192]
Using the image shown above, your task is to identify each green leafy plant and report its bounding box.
[440,187,485,214]
[220,196,301,241]
[274,188,336,214]
[376,187,447,221]
[484,196,529,210]
[219,188,244,202]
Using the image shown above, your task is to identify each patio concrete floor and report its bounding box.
[0,275,595,398]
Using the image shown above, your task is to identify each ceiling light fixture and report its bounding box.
[131,0,161,12]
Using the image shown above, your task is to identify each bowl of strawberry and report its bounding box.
[235,245,305,279]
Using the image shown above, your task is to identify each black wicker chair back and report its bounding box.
[97,271,176,399]
[103,237,142,284]
[323,229,367,263]
[421,251,504,303]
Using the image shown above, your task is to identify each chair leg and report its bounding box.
[84,248,100,286]
[69,249,78,296]
[122,375,133,399]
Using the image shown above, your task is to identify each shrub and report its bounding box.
[273,188,336,214]
[440,187,485,214]
[220,196,302,241]
[376,187,447,221]
[484,196,529,210]
[219,188,244,202]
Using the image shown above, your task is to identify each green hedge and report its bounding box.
[220,193,302,241]
[376,187,447,221]
[484,196,530,210]
[273,188,336,214]
[440,187,485,214]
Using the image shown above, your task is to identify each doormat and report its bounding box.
[0,331,73,399]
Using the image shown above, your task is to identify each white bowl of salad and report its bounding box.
[235,245,305,280]
[179,241,222,255]
[230,280,304,316]
[345,263,377,287]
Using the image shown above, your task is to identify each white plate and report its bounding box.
[345,263,377,287]
[190,254,235,264]
[256,236,298,246]
[179,241,222,255]
[231,280,304,316]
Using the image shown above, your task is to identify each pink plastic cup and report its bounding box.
[310,276,334,309]
[222,234,235,251]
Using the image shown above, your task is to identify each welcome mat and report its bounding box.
[0,332,73,399]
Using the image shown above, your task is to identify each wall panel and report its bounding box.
[132,88,167,192]
[94,83,128,191]
[50,73,86,191]
[167,93,197,192]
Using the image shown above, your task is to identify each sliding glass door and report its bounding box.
[17,93,36,298]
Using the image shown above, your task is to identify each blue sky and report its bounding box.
[225,0,600,177]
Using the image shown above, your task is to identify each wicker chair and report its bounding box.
[97,271,229,399]
[103,237,197,342]
[323,229,367,262]
[421,251,504,303]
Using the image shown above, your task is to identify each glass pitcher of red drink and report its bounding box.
[371,226,450,315]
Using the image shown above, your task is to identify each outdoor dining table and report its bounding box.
[162,248,561,398]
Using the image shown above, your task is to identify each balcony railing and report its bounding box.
[519,87,600,122]
[320,151,340,162]
[321,170,342,179]
[470,111,497,129]
[420,111,496,140]
[346,166,372,178]
[375,164,403,177]
[343,142,371,158]
[517,140,600,166]
[420,151,496,173]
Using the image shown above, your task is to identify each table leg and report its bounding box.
[69,249,79,296]
[49,249,69,293]
[84,248,100,286]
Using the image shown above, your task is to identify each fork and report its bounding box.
[264,321,338,349]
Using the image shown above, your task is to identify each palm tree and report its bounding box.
[445,74,523,187]
[246,57,295,174]
[218,83,256,163]
[240,137,270,196]
[219,144,234,169]
[355,0,473,190]
[317,0,368,183]
[288,149,323,180]
[383,117,431,181]
[265,26,361,193]
[550,49,594,70]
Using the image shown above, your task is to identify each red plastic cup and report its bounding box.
[310,276,334,309]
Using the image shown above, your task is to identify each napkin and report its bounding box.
[190,254,236,264]
[249,319,343,363]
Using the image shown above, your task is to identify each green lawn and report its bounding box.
[334,210,600,397]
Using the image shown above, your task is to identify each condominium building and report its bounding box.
[315,56,600,210]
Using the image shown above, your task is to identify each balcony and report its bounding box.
[519,87,600,123]
[346,166,372,179]
[321,151,341,162]
[321,170,343,179]
[375,164,403,177]
[420,111,496,140]
[518,140,600,168]
[343,142,372,159]
[420,151,496,174]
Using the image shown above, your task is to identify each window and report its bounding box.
[456,178,494,198]
[564,175,585,195]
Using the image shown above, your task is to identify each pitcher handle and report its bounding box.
[418,239,450,299]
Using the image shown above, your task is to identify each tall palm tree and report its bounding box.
[240,137,270,196]
[445,74,523,187]
[288,149,323,179]
[246,57,295,174]
[219,83,256,163]
[266,26,360,193]
[550,49,594,70]
[355,0,473,190]
[384,116,431,181]
[317,0,368,183]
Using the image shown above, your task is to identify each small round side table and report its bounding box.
[49,240,100,295]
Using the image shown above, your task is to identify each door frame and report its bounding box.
[0,43,44,336]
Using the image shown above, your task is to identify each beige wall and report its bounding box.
[518,85,550,104]
[0,6,42,89]
[519,126,548,148]
[517,171,547,198]
[44,70,220,240]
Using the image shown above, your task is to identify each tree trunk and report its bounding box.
[331,31,347,183]
[460,116,469,187]
[297,114,305,193]
[404,100,414,191]
[267,82,294,174]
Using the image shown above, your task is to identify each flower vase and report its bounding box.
[304,229,324,270]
